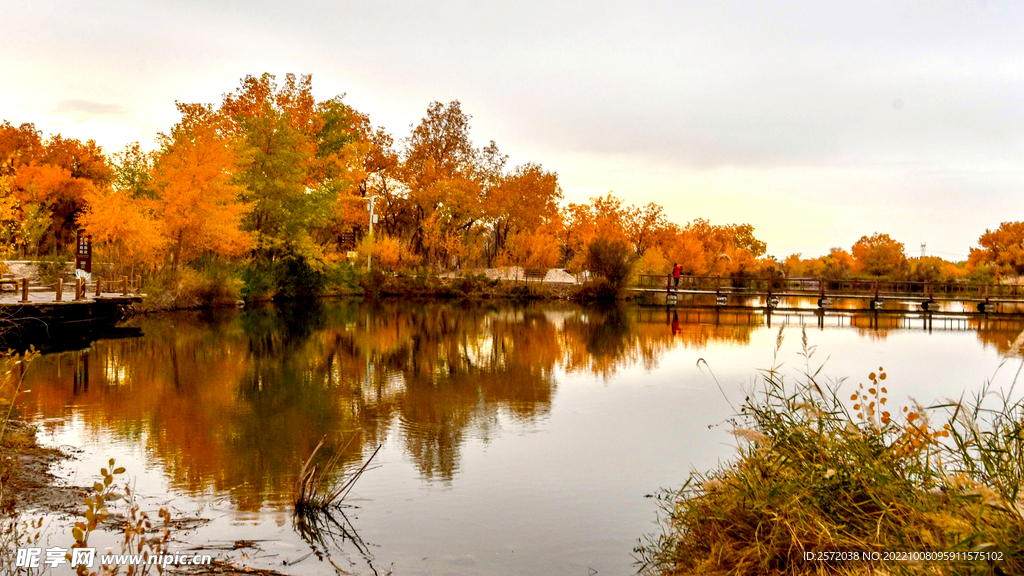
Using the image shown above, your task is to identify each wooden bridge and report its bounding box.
[631,275,1024,313]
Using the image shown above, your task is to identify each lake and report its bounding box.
[19,300,1024,575]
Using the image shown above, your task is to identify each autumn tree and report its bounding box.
[666,219,767,277]
[625,202,676,257]
[79,144,163,272]
[485,162,562,265]
[110,143,155,199]
[851,233,906,276]
[0,174,22,260]
[783,248,858,279]
[151,103,252,271]
[969,221,1024,276]
[907,256,965,283]
[345,114,405,238]
[1,121,112,254]
[219,73,362,261]
[554,202,597,272]
[556,193,631,272]
[401,101,485,268]
[79,185,164,271]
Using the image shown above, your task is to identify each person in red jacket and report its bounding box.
[672,263,681,291]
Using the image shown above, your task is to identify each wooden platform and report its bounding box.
[0,282,144,349]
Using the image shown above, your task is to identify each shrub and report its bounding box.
[241,261,277,301]
[359,268,387,299]
[573,278,619,302]
[175,267,242,308]
[36,253,69,285]
[275,255,328,300]
[449,273,496,295]
[324,260,360,293]
[586,238,634,290]
[242,255,345,301]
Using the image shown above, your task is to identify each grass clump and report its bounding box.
[637,331,1024,576]
[295,437,381,511]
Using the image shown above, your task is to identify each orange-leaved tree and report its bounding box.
[851,233,906,277]
[79,184,164,272]
[485,162,562,265]
[401,101,484,267]
[152,103,252,272]
[969,221,1024,276]
[625,202,676,258]
[1,121,112,254]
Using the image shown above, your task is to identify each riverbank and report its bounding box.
[0,421,80,514]
[132,272,593,314]
[636,360,1024,575]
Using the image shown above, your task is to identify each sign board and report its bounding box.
[75,232,92,273]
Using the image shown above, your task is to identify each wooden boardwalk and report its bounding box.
[0,275,143,306]
[0,290,142,305]
[632,275,1024,313]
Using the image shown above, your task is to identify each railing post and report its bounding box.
[21,278,28,302]
[55,278,63,302]
[122,276,129,296]
[96,277,103,297]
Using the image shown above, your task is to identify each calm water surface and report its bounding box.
[20,301,1024,575]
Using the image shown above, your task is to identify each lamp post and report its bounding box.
[366,196,378,271]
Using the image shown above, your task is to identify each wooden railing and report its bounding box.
[0,275,142,303]
[633,275,1024,301]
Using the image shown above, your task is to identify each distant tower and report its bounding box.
[921,242,926,259]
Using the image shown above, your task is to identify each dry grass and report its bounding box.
[294,437,381,511]
[636,329,1024,576]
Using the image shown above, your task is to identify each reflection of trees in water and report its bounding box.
[20,300,752,507]
[973,318,1024,357]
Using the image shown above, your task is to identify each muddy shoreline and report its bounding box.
[3,422,84,515]
[4,420,291,576]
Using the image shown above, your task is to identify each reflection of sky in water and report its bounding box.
[20,301,1024,576]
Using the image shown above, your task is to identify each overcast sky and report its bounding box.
[2,0,1022,258]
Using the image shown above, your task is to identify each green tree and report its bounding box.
[219,73,361,260]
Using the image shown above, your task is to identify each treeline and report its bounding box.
[0,73,776,299]
[784,228,1022,284]
[0,73,1022,301]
